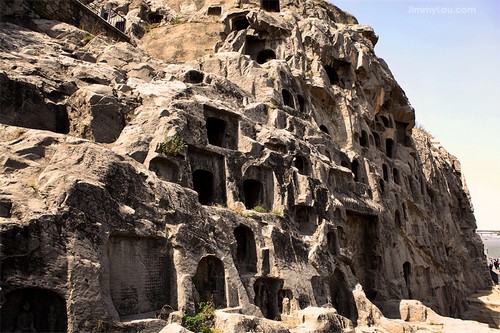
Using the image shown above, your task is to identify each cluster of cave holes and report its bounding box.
[0,288,67,333]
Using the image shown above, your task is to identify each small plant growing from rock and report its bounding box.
[82,35,94,45]
[159,134,185,156]
[253,205,266,213]
[182,301,216,333]
[170,18,185,25]
[271,209,282,216]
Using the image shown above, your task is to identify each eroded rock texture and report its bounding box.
[0,0,492,332]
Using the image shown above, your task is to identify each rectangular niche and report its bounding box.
[203,105,239,150]
[108,236,170,317]
[294,205,317,235]
[345,212,380,301]
[188,147,227,205]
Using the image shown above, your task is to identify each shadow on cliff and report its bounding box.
[464,287,500,329]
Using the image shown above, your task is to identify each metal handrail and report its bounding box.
[82,1,127,32]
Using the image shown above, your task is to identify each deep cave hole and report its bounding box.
[192,170,214,205]
[324,65,339,85]
[294,155,309,175]
[256,49,276,64]
[282,89,294,108]
[232,16,250,31]
[243,179,263,209]
[261,0,280,12]
[234,225,257,273]
[386,138,394,158]
[206,117,226,147]
[319,125,329,134]
[193,256,226,309]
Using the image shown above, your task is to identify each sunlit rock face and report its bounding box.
[0,0,491,332]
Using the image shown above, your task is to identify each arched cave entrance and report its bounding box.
[192,170,214,205]
[206,117,227,147]
[256,49,276,64]
[243,179,263,209]
[193,256,226,309]
[329,270,358,324]
[0,288,67,333]
[234,225,257,273]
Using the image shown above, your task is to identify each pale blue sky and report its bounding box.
[332,0,500,230]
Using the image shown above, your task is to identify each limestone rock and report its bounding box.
[0,0,492,332]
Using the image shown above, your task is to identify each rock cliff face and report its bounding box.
[0,0,492,332]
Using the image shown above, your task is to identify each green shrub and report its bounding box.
[159,134,185,156]
[82,35,94,45]
[253,205,266,213]
[182,302,215,333]
[270,209,282,216]
[171,18,185,25]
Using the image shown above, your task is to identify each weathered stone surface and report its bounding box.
[0,0,493,332]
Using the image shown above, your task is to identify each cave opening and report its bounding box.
[192,170,214,205]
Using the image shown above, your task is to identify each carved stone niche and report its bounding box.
[188,147,227,206]
[203,105,239,150]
